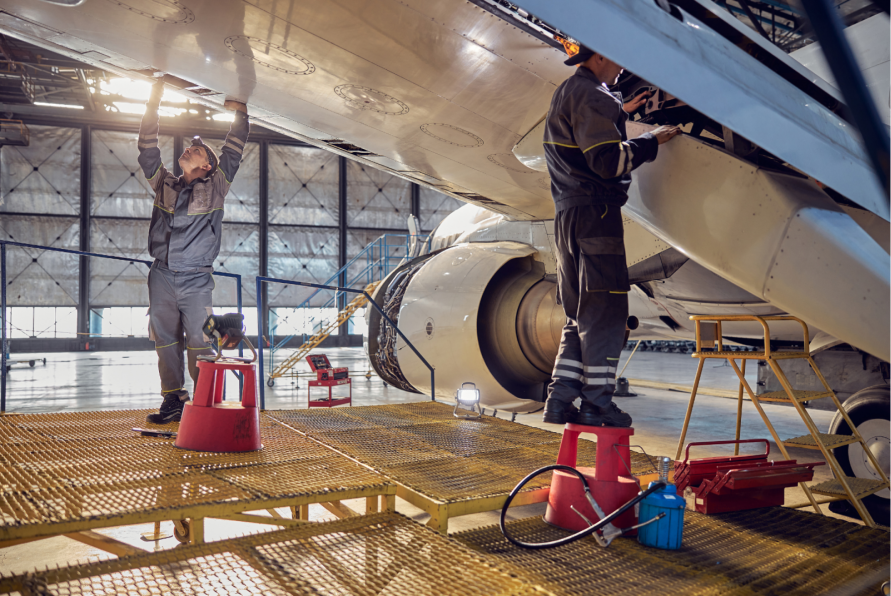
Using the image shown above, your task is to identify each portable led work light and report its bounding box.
[453,382,481,419]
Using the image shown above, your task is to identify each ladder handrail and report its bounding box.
[689,314,810,359]
[269,234,413,337]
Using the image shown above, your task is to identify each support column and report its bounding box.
[411,183,420,220]
[338,156,348,341]
[259,140,269,341]
[77,125,91,350]
[173,135,183,177]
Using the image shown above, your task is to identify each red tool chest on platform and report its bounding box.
[676,440,823,514]
[306,354,351,408]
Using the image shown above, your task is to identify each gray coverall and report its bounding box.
[137,95,250,401]
[543,66,658,408]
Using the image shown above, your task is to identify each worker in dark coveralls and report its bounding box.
[542,45,680,427]
[138,81,250,423]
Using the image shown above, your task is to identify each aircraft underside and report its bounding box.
[4,0,888,410]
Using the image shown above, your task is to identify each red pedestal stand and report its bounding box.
[305,354,351,408]
[544,424,640,534]
[175,359,262,453]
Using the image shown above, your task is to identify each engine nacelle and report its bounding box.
[367,241,564,413]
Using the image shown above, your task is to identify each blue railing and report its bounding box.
[266,233,427,378]
[0,241,242,412]
[256,276,434,410]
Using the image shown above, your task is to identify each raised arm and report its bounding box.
[137,81,167,191]
[216,100,250,185]
[572,94,659,180]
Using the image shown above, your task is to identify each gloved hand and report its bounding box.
[148,80,165,105]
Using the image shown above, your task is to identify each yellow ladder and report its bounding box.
[675,314,889,528]
[269,281,380,384]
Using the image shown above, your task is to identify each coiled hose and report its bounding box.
[499,464,666,549]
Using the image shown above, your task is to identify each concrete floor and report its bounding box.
[0,346,845,576]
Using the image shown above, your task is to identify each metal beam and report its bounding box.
[411,183,420,220]
[75,69,95,112]
[338,155,348,336]
[259,139,269,339]
[173,135,183,177]
[803,0,890,197]
[77,125,91,350]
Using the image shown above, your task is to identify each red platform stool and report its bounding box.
[544,424,640,534]
[175,313,262,453]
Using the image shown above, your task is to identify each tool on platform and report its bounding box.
[175,313,262,452]
[676,440,823,514]
[637,457,686,549]
[131,427,177,439]
[306,354,352,408]
[499,423,668,549]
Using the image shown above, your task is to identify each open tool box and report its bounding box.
[306,354,351,408]
[675,440,822,514]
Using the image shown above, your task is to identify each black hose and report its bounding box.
[499,464,665,549]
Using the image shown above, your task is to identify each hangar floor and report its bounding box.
[0,347,842,576]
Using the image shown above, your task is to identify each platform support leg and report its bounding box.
[365,496,379,514]
[675,357,705,460]
[190,518,205,545]
[425,504,449,535]
[734,359,746,455]
[382,494,395,512]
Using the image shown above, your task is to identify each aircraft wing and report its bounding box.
[515,0,889,222]
[0,0,571,221]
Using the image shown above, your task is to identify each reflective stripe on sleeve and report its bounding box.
[615,143,627,177]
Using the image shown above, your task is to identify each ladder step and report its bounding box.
[809,477,889,500]
[782,433,859,450]
[693,350,766,359]
[757,390,833,403]
[692,350,807,360]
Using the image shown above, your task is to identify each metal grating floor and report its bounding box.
[0,513,551,596]
[268,404,659,503]
[454,507,890,596]
[0,410,392,539]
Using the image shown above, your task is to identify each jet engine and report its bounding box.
[367,241,565,413]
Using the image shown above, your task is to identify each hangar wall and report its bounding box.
[0,120,463,351]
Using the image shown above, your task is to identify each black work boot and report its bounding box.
[575,401,602,427]
[146,394,187,424]
[594,402,633,427]
[542,399,579,425]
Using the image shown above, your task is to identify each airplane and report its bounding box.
[5,0,889,521]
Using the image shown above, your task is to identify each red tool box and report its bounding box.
[306,354,351,408]
[676,440,823,514]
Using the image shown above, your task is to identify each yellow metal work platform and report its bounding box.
[455,507,890,595]
[0,410,395,553]
[0,513,550,596]
[268,402,658,534]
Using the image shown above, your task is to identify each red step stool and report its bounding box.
[175,358,262,453]
[544,424,640,534]
[306,354,351,408]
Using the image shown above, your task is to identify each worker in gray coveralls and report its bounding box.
[541,45,680,427]
[138,81,250,424]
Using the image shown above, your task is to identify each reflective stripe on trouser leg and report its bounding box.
[578,290,628,408]
[148,265,188,401]
[547,317,584,404]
